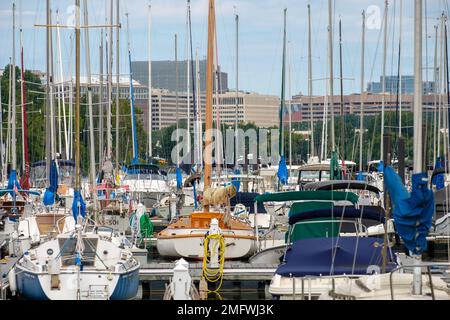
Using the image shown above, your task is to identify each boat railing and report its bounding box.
[288,273,360,300]
[388,262,450,300]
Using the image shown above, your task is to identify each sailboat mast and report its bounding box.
[381,0,388,162]
[147,3,152,159]
[204,0,216,202]
[398,0,403,138]
[412,0,423,295]
[126,13,138,164]
[49,9,55,161]
[196,48,202,166]
[45,0,51,183]
[433,24,438,164]
[11,2,16,172]
[339,19,345,162]
[99,30,104,169]
[0,61,3,182]
[75,0,81,190]
[328,0,335,152]
[115,0,120,167]
[20,21,29,186]
[83,0,98,210]
[278,8,287,158]
[107,0,113,161]
[175,34,179,166]
[308,4,314,158]
[188,0,197,166]
[235,12,239,167]
[186,0,191,158]
[56,10,69,160]
[359,11,365,173]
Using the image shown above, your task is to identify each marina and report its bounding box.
[1,0,450,305]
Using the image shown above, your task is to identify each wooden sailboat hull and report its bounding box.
[156,213,257,259]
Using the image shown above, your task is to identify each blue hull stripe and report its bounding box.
[110,267,140,300]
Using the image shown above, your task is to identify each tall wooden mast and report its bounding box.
[204,0,216,211]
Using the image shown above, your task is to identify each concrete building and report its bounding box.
[59,76,278,131]
[291,92,439,123]
[131,60,228,93]
[141,90,279,131]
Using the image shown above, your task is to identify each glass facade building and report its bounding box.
[367,75,435,94]
[131,60,228,93]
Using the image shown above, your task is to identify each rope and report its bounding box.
[201,233,225,293]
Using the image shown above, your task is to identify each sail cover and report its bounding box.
[330,151,341,180]
[384,165,434,255]
[43,160,58,206]
[277,155,289,185]
[432,157,444,190]
[7,169,21,197]
[176,167,182,190]
[72,190,86,222]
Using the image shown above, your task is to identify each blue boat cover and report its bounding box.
[276,236,396,277]
[230,192,267,214]
[288,206,385,225]
[176,167,182,190]
[384,165,434,255]
[377,160,384,173]
[432,157,444,190]
[277,155,289,185]
[7,169,21,197]
[356,171,365,181]
[43,160,58,206]
[72,190,86,222]
[231,168,241,192]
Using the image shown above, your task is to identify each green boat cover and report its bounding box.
[288,201,334,217]
[330,151,341,180]
[255,190,358,204]
[286,217,339,242]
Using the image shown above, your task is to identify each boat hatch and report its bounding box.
[58,238,98,267]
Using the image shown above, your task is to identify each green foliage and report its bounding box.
[1,64,45,173]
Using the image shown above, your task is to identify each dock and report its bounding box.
[139,261,277,281]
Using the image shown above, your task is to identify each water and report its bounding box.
[140,246,271,300]
[140,280,270,300]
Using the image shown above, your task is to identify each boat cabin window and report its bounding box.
[58,238,98,267]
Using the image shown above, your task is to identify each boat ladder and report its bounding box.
[82,285,109,300]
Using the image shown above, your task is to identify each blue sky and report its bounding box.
[0,0,446,96]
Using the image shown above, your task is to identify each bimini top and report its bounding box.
[288,203,386,225]
[298,163,331,172]
[303,180,381,194]
[255,190,359,204]
[275,236,396,277]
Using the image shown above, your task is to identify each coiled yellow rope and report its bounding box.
[201,233,225,293]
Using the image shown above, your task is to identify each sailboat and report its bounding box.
[156,0,256,260]
[9,0,140,300]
